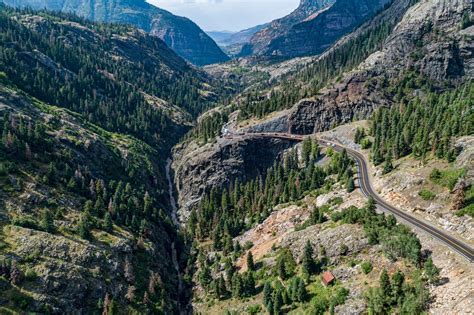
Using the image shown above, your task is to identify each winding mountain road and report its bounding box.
[225,132,474,262]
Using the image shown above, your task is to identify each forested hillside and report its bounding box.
[0,7,224,313]
[2,0,230,65]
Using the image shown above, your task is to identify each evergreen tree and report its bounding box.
[247,251,255,272]
[78,212,92,240]
[379,269,391,305]
[296,278,307,302]
[424,257,439,284]
[40,209,55,233]
[103,212,113,232]
[302,240,314,280]
[263,281,273,306]
[346,176,355,193]
[273,290,283,315]
[301,138,312,164]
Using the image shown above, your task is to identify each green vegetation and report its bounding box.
[188,141,352,246]
[457,184,474,218]
[371,80,473,165]
[366,268,429,314]
[0,7,216,151]
[183,109,230,143]
[238,20,397,120]
[361,261,373,274]
[333,199,422,264]
[430,168,466,191]
[418,189,436,201]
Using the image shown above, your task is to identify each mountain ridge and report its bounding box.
[1,0,230,65]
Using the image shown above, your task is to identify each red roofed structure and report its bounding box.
[322,271,335,286]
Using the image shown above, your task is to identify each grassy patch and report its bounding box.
[457,185,474,218]
[418,189,436,201]
[430,168,466,191]
[457,204,474,218]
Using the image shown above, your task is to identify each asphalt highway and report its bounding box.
[226,132,474,262]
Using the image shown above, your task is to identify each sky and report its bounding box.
[149,0,300,32]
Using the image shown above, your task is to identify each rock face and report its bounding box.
[240,0,391,58]
[172,137,298,218]
[248,0,473,135]
[3,0,229,65]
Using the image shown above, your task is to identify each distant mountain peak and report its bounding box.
[240,0,391,59]
[2,0,229,65]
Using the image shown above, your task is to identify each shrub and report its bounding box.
[361,138,372,149]
[361,261,373,274]
[418,189,436,201]
[247,304,261,315]
[11,215,38,230]
[24,268,37,281]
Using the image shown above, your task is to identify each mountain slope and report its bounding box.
[0,7,226,312]
[1,0,229,65]
[240,0,392,58]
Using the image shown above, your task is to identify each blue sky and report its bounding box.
[150,0,300,32]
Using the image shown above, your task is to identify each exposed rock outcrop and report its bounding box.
[248,0,473,135]
[172,137,298,219]
[241,0,392,58]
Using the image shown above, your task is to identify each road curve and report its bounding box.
[225,132,474,262]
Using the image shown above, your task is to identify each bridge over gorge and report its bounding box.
[224,132,474,263]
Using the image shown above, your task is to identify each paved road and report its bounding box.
[225,132,474,262]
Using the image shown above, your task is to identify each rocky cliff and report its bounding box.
[247,0,473,135]
[2,0,229,65]
[240,0,392,58]
[172,137,298,218]
[173,0,473,222]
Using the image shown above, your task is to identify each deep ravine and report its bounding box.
[166,158,185,312]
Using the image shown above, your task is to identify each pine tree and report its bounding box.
[231,273,243,298]
[296,278,307,302]
[273,290,283,315]
[311,140,320,161]
[199,265,212,289]
[103,212,113,232]
[247,251,255,271]
[391,270,405,304]
[382,154,394,175]
[424,257,439,284]
[380,269,391,303]
[40,208,55,233]
[78,212,92,240]
[302,240,314,280]
[277,258,286,280]
[263,281,273,306]
[302,138,312,164]
[244,271,255,296]
[217,275,227,299]
[346,176,355,193]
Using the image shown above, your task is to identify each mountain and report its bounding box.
[240,0,392,58]
[209,24,269,57]
[171,0,473,312]
[207,31,236,45]
[0,7,223,312]
[1,0,229,65]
